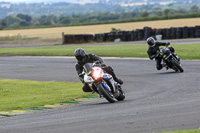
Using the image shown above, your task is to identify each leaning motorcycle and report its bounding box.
[81,63,125,103]
[159,46,184,72]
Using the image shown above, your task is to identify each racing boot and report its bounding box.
[176,56,180,61]
[162,63,168,70]
[115,77,123,85]
[105,66,123,85]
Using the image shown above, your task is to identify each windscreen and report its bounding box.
[83,63,93,73]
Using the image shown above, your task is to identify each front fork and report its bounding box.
[95,80,117,98]
[164,55,180,70]
[102,80,119,98]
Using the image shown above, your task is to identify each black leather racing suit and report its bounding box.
[75,53,120,92]
[147,42,174,70]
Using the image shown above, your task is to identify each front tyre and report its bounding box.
[170,58,184,72]
[97,83,115,103]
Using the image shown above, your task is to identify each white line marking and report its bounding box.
[2,56,200,61]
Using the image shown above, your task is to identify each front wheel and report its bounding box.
[96,83,115,103]
[170,58,184,72]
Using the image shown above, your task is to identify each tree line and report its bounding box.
[0,5,199,30]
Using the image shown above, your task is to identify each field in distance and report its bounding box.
[0,18,200,39]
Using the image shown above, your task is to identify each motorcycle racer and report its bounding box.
[74,48,123,92]
[147,37,179,70]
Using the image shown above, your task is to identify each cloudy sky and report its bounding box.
[0,0,45,2]
[0,0,75,3]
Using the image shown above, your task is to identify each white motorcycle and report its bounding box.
[81,62,125,103]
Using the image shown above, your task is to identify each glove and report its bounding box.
[93,60,102,67]
[150,57,154,60]
[150,56,155,60]
[156,50,160,57]
[150,53,160,60]
[166,42,170,46]
[94,60,101,64]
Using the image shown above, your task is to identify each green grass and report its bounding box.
[0,44,199,59]
[160,129,200,133]
[0,79,86,111]
[0,36,39,41]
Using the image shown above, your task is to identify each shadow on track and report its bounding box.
[84,99,128,106]
[128,71,183,77]
[157,71,182,74]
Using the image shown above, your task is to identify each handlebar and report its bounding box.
[165,42,170,47]
[92,61,106,68]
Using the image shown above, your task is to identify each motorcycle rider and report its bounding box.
[74,48,123,92]
[147,37,179,70]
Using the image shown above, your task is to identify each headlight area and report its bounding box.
[91,67,103,81]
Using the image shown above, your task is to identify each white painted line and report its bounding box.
[7,56,149,60]
[2,56,200,61]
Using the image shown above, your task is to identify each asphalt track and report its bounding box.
[0,56,200,133]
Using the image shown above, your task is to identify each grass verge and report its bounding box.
[0,44,199,60]
[0,79,86,111]
[160,129,200,133]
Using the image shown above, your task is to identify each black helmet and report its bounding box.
[74,48,86,62]
[147,37,155,47]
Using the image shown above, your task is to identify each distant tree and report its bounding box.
[59,16,71,24]
[19,20,30,27]
[175,8,187,14]
[140,12,149,17]
[38,15,52,25]
[119,12,134,19]
[17,14,32,22]
[0,22,4,30]
[0,19,7,27]
[190,5,199,13]
[31,18,40,26]
[48,14,58,24]
[164,9,170,18]
[5,15,22,27]
[97,12,119,21]
[152,10,163,16]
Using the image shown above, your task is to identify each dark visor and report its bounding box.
[76,55,84,61]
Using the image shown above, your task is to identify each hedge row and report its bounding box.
[62,25,200,44]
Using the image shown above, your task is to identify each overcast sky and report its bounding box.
[0,0,45,2]
[0,0,74,3]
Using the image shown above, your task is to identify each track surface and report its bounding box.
[0,57,200,133]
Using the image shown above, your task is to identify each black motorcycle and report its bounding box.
[159,46,184,72]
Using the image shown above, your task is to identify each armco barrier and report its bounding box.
[62,25,200,44]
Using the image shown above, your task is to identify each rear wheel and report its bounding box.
[97,84,115,103]
[170,58,184,72]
